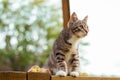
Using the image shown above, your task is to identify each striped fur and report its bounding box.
[43,12,89,77]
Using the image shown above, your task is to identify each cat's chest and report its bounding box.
[65,49,75,62]
[68,35,80,49]
[65,51,72,62]
[65,35,80,62]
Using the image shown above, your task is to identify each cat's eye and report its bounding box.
[79,25,83,28]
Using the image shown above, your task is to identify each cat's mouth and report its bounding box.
[76,35,81,38]
[78,29,88,38]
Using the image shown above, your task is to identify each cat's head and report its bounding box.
[67,12,89,38]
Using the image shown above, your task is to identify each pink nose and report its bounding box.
[86,28,89,33]
[84,28,89,33]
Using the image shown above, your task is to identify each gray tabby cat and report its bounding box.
[44,12,89,77]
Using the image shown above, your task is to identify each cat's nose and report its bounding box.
[84,28,89,33]
[86,28,89,33]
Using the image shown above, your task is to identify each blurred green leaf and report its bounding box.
[0,0,62,71]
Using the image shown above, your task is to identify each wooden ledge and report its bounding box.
[52,76,120,80]
[0,71,26,80]
[28,72,51,80]
[0,72,120,80]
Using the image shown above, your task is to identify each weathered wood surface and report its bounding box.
[52,76,120,80]
[62,0,70,28]
[0,71,26,80]
[28,72,51,80]
[0,72,120,80]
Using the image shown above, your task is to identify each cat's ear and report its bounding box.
[66,12,78,29]
[69,12,78,23]
[82,15,88,23]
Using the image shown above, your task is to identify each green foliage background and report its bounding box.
[0,0,62,71]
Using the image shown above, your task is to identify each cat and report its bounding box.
[43,12,89,77]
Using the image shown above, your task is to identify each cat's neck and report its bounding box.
[68,35,81,49]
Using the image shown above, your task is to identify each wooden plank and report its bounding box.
[62,0,70,28]
[52,76,120,80]
[0,71,26,80]
[27,72,51,80]
[0,71,120,80]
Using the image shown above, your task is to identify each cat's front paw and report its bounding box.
[70,71,79,77]
[56,70,67,77]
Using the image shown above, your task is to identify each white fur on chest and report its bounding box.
[65,35,80,62]
[68,35,80,49]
